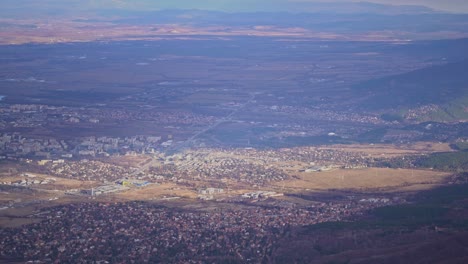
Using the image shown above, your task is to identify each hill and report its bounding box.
[353,60,468,122]
[271,182,468,263]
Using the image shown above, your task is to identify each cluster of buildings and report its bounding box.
[186,158,287,184]
[80,146,377,189]
[73,136,163,157]
[241,191,283,199]
[70,179,150,196]
[404,104,440,120]
[197,187,225,200]
[79,184,129,196]
[0,198,396,263]
[0,133,66,159]
[189,147,371,170]
[0,102,215,128]
[150,151,290,185]
[42,159,138,182]
[263,105,385,124]
[0,133,168,160]
[0,173,56,187]
[0,99,218,160]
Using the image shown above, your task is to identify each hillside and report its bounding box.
[353,60,468,122]
[271,182,468,263]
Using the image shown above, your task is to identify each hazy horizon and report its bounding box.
[1,0,468,14]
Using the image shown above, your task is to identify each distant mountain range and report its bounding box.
[2,1,468,38]
[0,1,438,19]
[118,1,435,15]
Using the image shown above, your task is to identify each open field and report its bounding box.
[0,173,97,191]
[322,142,453,157]
[116,183,198,200]
[0,204,47,228]
[275,168,451,192]
[0,173,100,228]
[0,195,96,228]
[104,155,151,168]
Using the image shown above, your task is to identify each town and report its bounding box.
[1,9,467,262]
[0,197,398,263]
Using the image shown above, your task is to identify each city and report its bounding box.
[1,0,468,263]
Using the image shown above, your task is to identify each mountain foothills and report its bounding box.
[0,2,468,263]
[354,59,468,122]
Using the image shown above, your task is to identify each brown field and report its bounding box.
[275,168,450,192]
[322,142,453,157]
[0,196,98,228]
[0,190,50,204]
[104,155,150,168]
[0,173,101,228]
[116,183,198,200]
[0,203,47,228]
[1,173,97,191]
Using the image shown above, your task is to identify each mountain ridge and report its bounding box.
[0,1,439,19]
